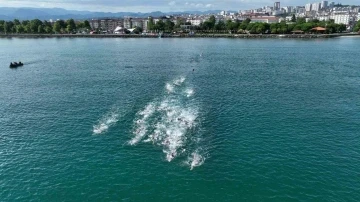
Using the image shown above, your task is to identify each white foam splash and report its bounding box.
[166,83,174,93]
[129,103,156,145]
[93,110,119,135]
[129,76,206,169]
[185,88,194,97]
[188,152,205,170]
[174,77,186,86]
[147,98,199,162]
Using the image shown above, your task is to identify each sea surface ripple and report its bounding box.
[0,37,360,201]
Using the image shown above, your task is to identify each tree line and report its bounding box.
[0,16,356,35]
[0,19,91,34]
[147,15,350,34]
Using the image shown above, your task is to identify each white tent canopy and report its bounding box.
[114,26,124,32]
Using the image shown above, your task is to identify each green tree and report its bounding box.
[16,25,25,33]
[4,21,8,34]
[246,23,254,32]
[13,19,21,26]
[77,22,85,29]
[225,20,234,30]
[256,23,267,33]
[22,20,29,26]
[354,20,360,32]
[59,20,66,28]
[30,19,43,33]
[270,23,278,33]
[301,23,313,32]
[326,23,336,33]
[208,15,216,29]
[239,18,251,30]
[278,22,288,33]
[21,20,30,33]
[45,25,53,33]
[336,24,346,33]
[288,23,296,32]
[164,19,174,31]
[312,19,320,23]
[0,20,4,32]
[38,25,44,33]
[66,19,76,33]
[84,20,91,30]
[291,14,296,22]
[296,17,306,24]
[174,18,185,28]
[4,21,15,33]
[155,20,165,31]
[53,21,61,33]
[42,20,53,33]
[133,27,143,34]
[215,20,226,30]
[148,17,155,31]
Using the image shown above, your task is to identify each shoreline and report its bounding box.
[0,33,359,39]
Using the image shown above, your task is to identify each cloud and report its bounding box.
[168,1,176,6]
[183,2,214,9]
[205,4,213,8]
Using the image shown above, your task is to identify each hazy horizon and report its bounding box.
[0,0,359,13]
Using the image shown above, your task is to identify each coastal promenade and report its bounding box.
[0,33,358,39]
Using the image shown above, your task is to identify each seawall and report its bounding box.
[0,33,358,39]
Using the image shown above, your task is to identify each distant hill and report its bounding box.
[0,7,222,20]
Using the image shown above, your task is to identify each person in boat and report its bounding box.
[10,62,13,66]
[19,61,22,65]
[14,62,18,65]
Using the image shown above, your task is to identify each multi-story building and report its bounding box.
[272,10,284,15]
[132,19,143,29]
[251,16,279,23]
[187,18,203,26]
[282,6,292,13]
[317,16,330,21]
[142,19,149,32]
[305,4,312,12]
[90,19,122,32]
[353,7,360,13]
[274,2,281,10]
[321,1,328,9]
[297,7,306,14]
[240,10,252,15]
[263,6,273,13]
[100,19,122,32]
[123,18,132,29]
[331,13,351,25]
[312,3,321,12]
[89,19,99,29]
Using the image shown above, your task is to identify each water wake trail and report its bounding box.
[129,76,208,169]
[129,103,156,145]
[24,59,48,65]
[93,108,120,135]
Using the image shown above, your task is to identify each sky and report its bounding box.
[0,0,359,12]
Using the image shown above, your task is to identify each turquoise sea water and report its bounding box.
[1,37,360,201]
